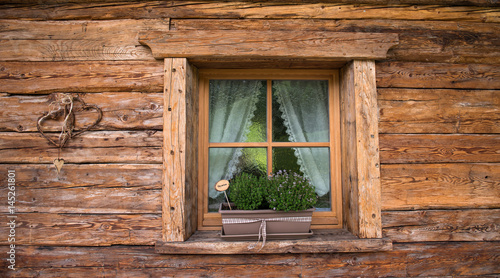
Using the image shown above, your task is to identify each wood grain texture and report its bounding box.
[0,19,169,61]
[156,229,392,254]
[140,30,398,60]
[381,163,500,210]
[1,2,498,22]
[172,18,500,64]
[0,61,164,94]
[0,164,162,189]
[163,58,186,241]
[378,88,500,134]
[379,134,500,164]
[340,60,382,239]
[0,186,161,214]
[377,61,500,89]
[4,242,497,277]
[0,131,162,164]
[382,209,500,242]
[0,92,163,132]
[4,18,499,64]
[2,0,498,6]
[0,213,161,246]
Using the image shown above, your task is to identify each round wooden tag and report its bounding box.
[215,180,230,192]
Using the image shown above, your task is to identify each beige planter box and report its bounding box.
[219,203,314,241]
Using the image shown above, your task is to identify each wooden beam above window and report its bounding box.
[139,30,398,60]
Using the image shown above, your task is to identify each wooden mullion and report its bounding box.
[267,79,273,175]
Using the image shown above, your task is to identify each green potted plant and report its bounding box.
[219,170,317,240]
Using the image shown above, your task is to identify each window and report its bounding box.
[197,70,342,230]
[139,30,398,248]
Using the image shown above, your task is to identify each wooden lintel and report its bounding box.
[155,229,392,254]
[139,30,398,60]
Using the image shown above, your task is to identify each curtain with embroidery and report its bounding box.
[208,80,263,198]
[273,80,330,197]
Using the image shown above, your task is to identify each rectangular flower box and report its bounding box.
[219,203,314,240]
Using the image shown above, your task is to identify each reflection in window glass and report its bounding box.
[208,148,267,212]
[209,80,267,143]
[273,147,331,211]
[272,80,329,143]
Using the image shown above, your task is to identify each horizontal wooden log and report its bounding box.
[382,209,500,242]
[2,18,498,64]
[172,18,500,64]
[379,134,500,164]
[2,242,498,276]
[2,0,498,7]
[0,213,161,246]
[0,131,162,164]
[0,186,161,214]
[0,2,498,22]
[0,164,162,189]
[381,163,500,210]
[376,61,500,89]
[0,19,170,61]
[0,61,164,94]
[140,30,399,60]
[293,241,500,277]
[0,92,163,132]
[156,229,392,254]
[378,88,500,134]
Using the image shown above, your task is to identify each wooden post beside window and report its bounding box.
[340,60,382,238]
[162,58,198,242]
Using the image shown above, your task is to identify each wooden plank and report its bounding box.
[0,186,161,214]
[0,92,163,132]
[0,19,170,61]
[0,213,161,246]
[382,209,500,242]
[155,229,392,254]
[381,163,500,210]
[0,131,162,164]
[377,61,500,90]
[379,134,500,164]
[140,30,398,60]
[163,58,184,241]
[301,241,500,277]
[3,242,499,276]
[185,58,199,240]
[378,88,500,134]
[2,0,498,7]
[340,60,360,237]
[0,164,162,189]
[340,60,382,239]
[0,2,498,22]
[172,19,500,64]
[0,61,164,94]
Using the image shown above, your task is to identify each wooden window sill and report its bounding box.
[155,229,392,254]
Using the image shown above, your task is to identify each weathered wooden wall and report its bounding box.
[0,1,498,276]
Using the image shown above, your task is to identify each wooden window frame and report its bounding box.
[197,69,342,230]
[140,30,398,252]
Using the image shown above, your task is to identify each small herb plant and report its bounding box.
[227,170,317,211]
[266,170,317,211]
[228,172,266,210]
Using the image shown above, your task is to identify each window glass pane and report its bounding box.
[272,147,331,211]
[272,80,329,142]
[208,147,267,212]
[209,80,267,143]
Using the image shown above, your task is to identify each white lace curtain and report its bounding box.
[208,79,330,198]
[208,80,263,198]
[273,80,330,197]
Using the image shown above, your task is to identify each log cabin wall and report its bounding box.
[0,1,498,276]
